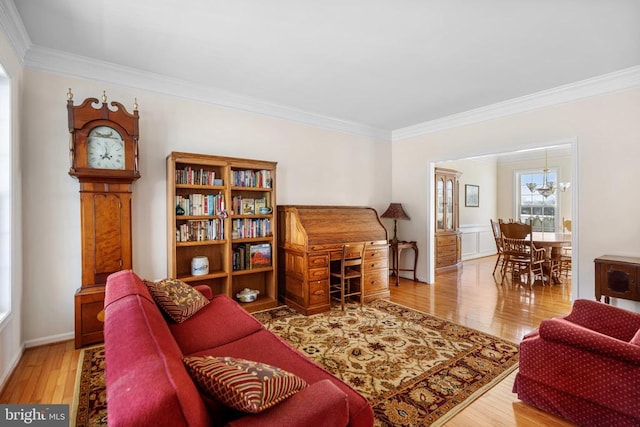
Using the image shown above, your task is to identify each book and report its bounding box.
[250,243,271,268]
[241,198,255,215]
[254,197,266,212]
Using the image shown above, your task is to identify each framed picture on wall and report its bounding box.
[465,184,479,207]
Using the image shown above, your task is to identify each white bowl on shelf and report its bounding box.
[236,288,260,302]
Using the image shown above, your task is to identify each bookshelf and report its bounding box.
[167,152,277,312]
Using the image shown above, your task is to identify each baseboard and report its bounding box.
[462,251,496,261]
[24,331,74,348]
[0,344,24,394]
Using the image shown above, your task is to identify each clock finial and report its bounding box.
[67,88,73,101]
[102,91,107,103]
[133,98,138,111]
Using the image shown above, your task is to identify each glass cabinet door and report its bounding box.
[436,178,444,231]
[445,178,453,230]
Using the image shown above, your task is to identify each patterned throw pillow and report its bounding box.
[145,278,209,323]
[183,356,307,413]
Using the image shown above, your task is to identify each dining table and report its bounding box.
[530,232,572,284]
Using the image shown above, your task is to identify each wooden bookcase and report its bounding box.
[166,152,278,312]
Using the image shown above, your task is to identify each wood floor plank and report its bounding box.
[0,255,576,425]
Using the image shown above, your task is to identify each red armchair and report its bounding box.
[513,299,640,426]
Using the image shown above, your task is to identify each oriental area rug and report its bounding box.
[72,344,107,427]
[73,300,518,427]
[254,300,519,426]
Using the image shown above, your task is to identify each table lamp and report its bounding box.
[381,203,410,243]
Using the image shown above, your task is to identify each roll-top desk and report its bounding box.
[277,205,389,315]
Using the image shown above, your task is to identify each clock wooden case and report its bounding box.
[67,90,141,348]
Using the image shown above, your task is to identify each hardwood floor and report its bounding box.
[0,339,79,406]
[0,255,575,426]
[389,255,575,426]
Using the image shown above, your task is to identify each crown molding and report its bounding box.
[0,0,30,61]
[392,65,640,142]
[9,21,639,143]
[23,45,391,141]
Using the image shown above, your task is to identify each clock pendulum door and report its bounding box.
[79,185,132,285]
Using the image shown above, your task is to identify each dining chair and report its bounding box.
[499,221,547,287]
[559,217,572,277]
[558,247,572,278]
[490,219,505,275]
[329,243,366,310]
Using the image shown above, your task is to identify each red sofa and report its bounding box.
[513,299,640,426]
[104,270,374,427]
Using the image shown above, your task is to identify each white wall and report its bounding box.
[20,69,392,344]
[393,87,640,311]
[0,29,23,390]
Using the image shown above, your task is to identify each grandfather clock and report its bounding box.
[67,89,141,348]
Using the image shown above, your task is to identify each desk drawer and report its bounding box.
[309,280,329,306]
[365,257,388,271]
[366,247,387,261]
[308,254,328,268]
[364,269,388,294]
[308,267,329,281]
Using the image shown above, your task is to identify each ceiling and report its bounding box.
[11,0,640,133]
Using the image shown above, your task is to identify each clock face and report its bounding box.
[87,126,125,170]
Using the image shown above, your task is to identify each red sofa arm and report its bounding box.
[539,318,640,365]
[226,379,349,427]
[194,284,213,300]
[564,299,640,341]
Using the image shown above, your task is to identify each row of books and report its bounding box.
[231,169,272,188]
[176,193,225,216]
[231,196,268,215]
[176,219,224,242]
[233,243,271,271]
[231,218,271,239]
[175,166,223,186]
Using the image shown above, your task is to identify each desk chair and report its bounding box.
[330,243,366,310]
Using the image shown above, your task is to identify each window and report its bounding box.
[0,68,10,321]
[517,169,558,232]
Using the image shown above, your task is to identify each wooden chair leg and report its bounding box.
[493,253,502,275]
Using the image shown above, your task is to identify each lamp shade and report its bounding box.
[381,203,410,220]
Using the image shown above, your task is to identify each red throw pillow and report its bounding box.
[183,356,307,413]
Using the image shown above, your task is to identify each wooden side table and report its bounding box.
[389,241,418,286]
[594,255,640,304]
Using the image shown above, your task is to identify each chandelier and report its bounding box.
[527,149,555,198]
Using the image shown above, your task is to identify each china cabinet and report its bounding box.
[435,167,461,273]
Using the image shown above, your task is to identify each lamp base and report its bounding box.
[391,219,399,243]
